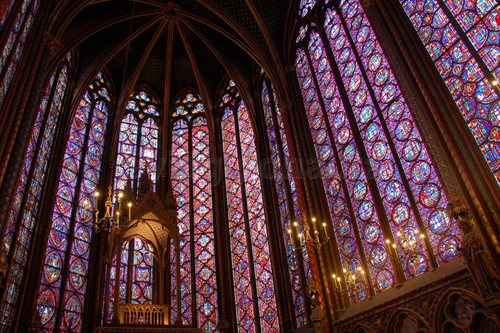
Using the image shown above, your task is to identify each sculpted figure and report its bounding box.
[448,200,500,299]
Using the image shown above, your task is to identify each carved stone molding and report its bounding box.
[448,199,500,300]
[333,260,488,332]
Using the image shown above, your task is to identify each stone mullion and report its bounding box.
[434,0,499,93]
[0,4,52,205]
[84,93,119,331]
[335,7,438,269]
[0,0,36,83]
[132,115,143,193]
[53,97,97,332]
[211,112,236,333]
[276,88,315,324]
[285,52,336,329]
[188,119,197,327]
[231,103,262,333]
[254,82,294,332]
[267,79,309,327]
[376,0,500,254]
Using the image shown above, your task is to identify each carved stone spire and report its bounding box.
[164,179,177,211]
[137,167,153,202]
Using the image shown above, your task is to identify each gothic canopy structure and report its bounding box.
[0,0,499,332]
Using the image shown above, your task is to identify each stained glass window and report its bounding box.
[0,56,70,331]
[105,242,129,323]
[399,0,500,184]
[295,0,461,303]
[221,80,280,332]
[0,1,16,28]
[114,89,160,194]
[170,92,217,332]
[36,72,111,332]
[131,238,154,304]
[0,0,40,112]
[260,75,310,327]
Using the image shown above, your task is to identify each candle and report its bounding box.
[322,222,328,239]
[94,191,100,209]
[332,274,340,289]
[118,192,123,212]
[311,217,318,235]
[337,277,342,291]
[127,202,132,221]
[83,199,88,216]
[287,229,293,244]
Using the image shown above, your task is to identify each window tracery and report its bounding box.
[0,55,71,331]
[36,72,111,332]
[399,0,500,185]
[170,92,217,331]
[221,80,280,332]
[295,0,461,303]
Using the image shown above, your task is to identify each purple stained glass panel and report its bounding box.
[400,0,500,184]
[36,73,111,333]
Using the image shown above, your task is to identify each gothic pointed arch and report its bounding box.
[36,72,113,332]
[0,53,72,331]
[114,87,161,194]
[220,79,280,333]
[169,89,218,331]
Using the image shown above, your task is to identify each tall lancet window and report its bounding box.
[295,0,461,303]
[170,92,217,331]
[0,0,40,111]
[0,55,71,330]
[260,74,310,327]
[221,80,279,332]
[36,73,111,332]
[114,89,160,194]
[399,0,500,184]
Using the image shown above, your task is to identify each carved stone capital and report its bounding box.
[277,101,293,113]
[43,32,61,55]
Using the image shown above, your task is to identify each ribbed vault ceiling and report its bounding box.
[47,0,295,112]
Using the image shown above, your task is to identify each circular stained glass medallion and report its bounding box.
[358,201,374,221]
[37,290,56,324]
[370,245,388,267]
[385,180,403,203]
[376,269,394,291]
[419,183,441,208]
[429,209,451,234]
[392,203,410,226]
[439,236,460,262]
[364,223,380,244]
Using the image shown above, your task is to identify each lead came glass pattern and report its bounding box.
[336,0,461,264]
[170,93,217,331]
[221,81,279,332]
[131,238,154,304]
[399,0,500,184]
[296,47,372,301]
[36,73,111,332]
[261,78,309,326]
[295,0,463,302]
[0,59,70,330]
[0,0,40,112]
[324,10,431,278]
[105,243,129,322]
[114,89,160,194]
